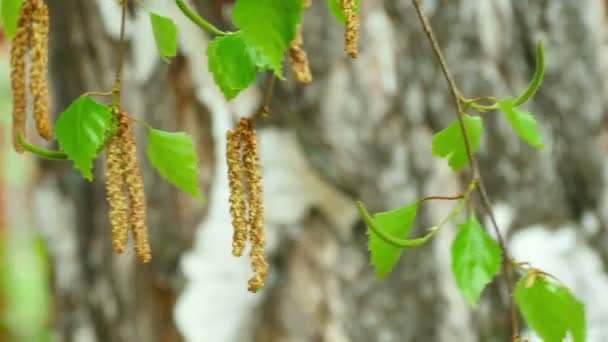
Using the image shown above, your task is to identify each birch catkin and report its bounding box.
[226,129,248,257]
[30,0,52,140]
[119,111,151,263]
[289,28,312,83]
[341,0,359,58]
[105,115,129,254]
[239,118,268,293]
[10,0,34,153]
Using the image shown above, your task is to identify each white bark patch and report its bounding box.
[510,225,608,341]
[34,177,96,342]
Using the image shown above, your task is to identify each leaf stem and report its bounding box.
[410,0,520,338]
[175,0,228,37]
[17,134,68,160]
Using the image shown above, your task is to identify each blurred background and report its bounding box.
[1,0,608,341]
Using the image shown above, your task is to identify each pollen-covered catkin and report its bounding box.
[226,129,248,257]
[239,118,268,293]
[289,28,312,83]
[30,0,52,140]
[105,114,129,254]
[304,0,311,10]
[119,110,151,263]
[10,0,34,153]
[341,0,359,58]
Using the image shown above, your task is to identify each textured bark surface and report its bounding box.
[38,0,608,341]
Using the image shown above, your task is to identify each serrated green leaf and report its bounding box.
[432,115,483,171]
[451,214,501,306]
[208,33,257,100]
[498,97,545,149]
[147,129,202,199]
[327,0,360,25]
[150,12,178,63]
[366,202,419,279]
[516,274,586,342]
[54,96,112,180]
[233,0,304,78]
[514,41,545,107]
[1,0,23,39]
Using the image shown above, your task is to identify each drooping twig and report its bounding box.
[410,0,520,338]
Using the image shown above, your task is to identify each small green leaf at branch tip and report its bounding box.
[233,0,304,78]
[150,13,178,63]
[1,0,23,39]
[515,274,586,342]
[432,115,484,171]
[357,201,424,279]
[327,0,361,25]
[451,214,502,306]
[54,96,112,181]
[208,33,257,100]
[514,41,545,107]
[147,129,203,199]
[498,97,545,149]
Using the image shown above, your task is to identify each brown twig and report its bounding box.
[256,74,276,119]
[113,0,128,105]
[410,0,519,338]
[420,195,464,202]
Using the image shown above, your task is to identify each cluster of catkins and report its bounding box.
[226,118,268,292]
[341,0,359,58]
[105,108,151,263]
[10,0,52,153]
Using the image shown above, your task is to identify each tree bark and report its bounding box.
[38,0,608,341]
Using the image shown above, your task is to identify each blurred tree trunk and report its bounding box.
[38,0,607,341]
[38,1,215,341]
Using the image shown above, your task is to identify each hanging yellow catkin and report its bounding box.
[226,129,248,257]
[239,118,268,293]
[10,0,34,153]
[304,0,311,10]
[119,110,151,263]
[341,0,359,58]
[29,0,52,140]
[105,112,129,254]
[288,28,312,83]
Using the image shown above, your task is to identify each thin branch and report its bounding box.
[176,0,228,37]
[113,0,129,105]
[256,74,276,119]
[410,0,519,339]
[420,194,464,202]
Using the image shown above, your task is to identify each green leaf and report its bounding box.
[54,96,112,180]
[451,214,502,306]
[432,115,483,171]
[207,33,257,100]
[233,0,304,78]
[498,97,545,149]
[150,13,178,63]
[516,274,586,342]
[365,202,419,279]
[327,0,360,25]
[146,129,202,199]
[1,0,23,39]
[514,41,545,107]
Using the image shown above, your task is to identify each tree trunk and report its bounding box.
[38,0,608,341]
